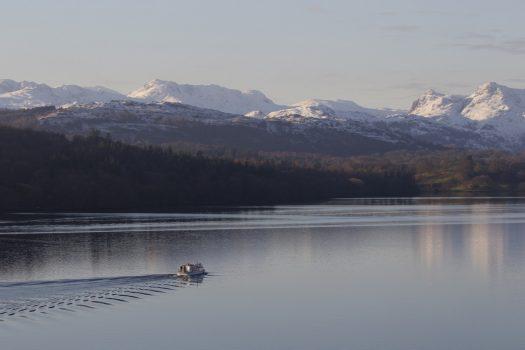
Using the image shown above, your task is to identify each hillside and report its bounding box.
[0,127,417,211]
[0,103,430,157]
[2,79,525,154]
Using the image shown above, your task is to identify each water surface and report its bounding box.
[1,198,525,349]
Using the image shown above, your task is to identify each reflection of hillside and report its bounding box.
[2,201,525,283]
[416,225,445,268]
[467,223,501,275]
[329,197,525,207]
[412,202,524,278]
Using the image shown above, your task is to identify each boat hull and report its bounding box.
[176,271,206,277]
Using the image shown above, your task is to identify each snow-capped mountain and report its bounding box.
[409,82,525,142]
[293,99,401,118]
[0,99,502,156]
[263,99,401,123]
[410,90,466,118]
[410,82,525,121]
[128,79,284,114]
[3,78,525,154]
[0,79,125,109]
[37,100,240,128]
[462,82,525,121]
[241,82,525,151]
[0,79,284,114]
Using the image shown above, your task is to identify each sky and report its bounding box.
[1,0,525,109]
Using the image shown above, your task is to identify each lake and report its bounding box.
[1,198,525,349]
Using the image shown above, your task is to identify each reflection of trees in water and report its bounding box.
[416,225,445,269]
[413,203,525,278]
[4,202,525,284]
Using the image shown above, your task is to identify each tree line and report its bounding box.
[213,148,525,195]
[4,125,521,212]
[0,127,417,211]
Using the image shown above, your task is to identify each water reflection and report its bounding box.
[412,202,525,279]
[3,199,525,350]
[415,224,445,269]
[1,198,525,283]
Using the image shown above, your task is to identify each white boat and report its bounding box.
[176,262,206,277]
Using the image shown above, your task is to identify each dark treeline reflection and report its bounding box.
[0,127,416,211]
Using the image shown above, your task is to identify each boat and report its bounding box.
[176,262,206,277]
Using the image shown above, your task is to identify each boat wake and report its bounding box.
[0,274,205,322]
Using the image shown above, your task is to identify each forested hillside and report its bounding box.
[221,149,525,194]
[0,127,417,211]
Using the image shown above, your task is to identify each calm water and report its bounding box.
[1,198,525,349]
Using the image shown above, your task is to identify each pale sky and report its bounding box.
[2,0,525,108]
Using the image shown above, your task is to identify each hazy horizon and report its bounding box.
[2,0,525,108]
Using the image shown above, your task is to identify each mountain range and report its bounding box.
[0,79,124,109]
[1,79,524,155]
[128,79,284,114]
[0,79,284,115]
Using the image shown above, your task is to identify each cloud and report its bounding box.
[382,25,421,33]
[459,32,496,40]
[378,11,398,16]
[507,78,525,83]
[305,4,329,14]
[389,82,429,91]
[387,81,472,94]
[455,37,525,55]
[451,31,525,55]
[414,10,454,16]
[414,9,477,16]
[446,82,472,89]
[379,9,470,16]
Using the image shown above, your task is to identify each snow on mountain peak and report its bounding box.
[410,82,525,121]
[291,99,400,118]
[409,89,466,118]
[4,78,525,148]
[244,110,266,118]
[0,79,23,94]
[267,101,337,121]
[0,79,125,109]
[462,82,525,121]
[128,79,284,114]
[407,82,525,142]
[293,99,361,111]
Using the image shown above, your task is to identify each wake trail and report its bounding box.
[0,273,206,323]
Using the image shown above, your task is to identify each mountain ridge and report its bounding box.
[409,82,525,122]
[127,79,285,114]
[0,79,125,109]
[2,79,525,154]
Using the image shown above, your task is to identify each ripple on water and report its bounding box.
[0,274,207,323]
